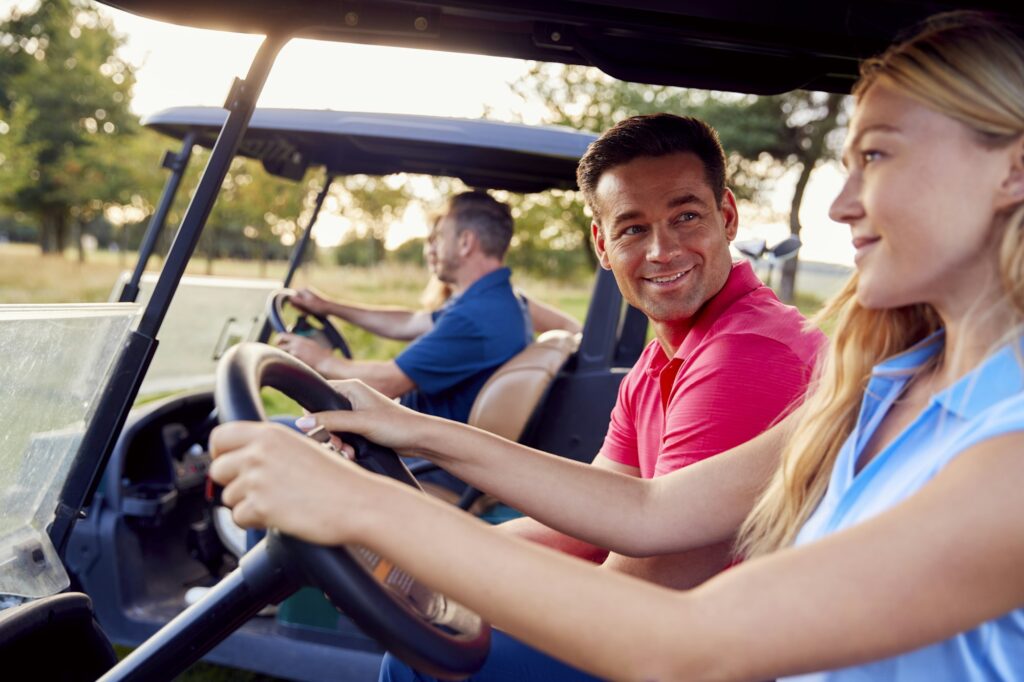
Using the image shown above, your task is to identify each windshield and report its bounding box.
[114,273,280,398]
[0,304,136,598]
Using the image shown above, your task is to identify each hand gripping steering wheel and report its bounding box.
[267,289,353,359]
[215,342,490,677]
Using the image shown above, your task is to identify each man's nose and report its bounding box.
[646,226,681,262]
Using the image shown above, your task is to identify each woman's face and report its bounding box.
[830,82,1015,314]
[424,220,441,276]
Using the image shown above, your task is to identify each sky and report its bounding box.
[0,0,855,266]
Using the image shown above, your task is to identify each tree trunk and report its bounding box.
[54,211,68,255]
[779,93,844,305]
[75,220,86,263]
[39,210,59,254]
[39,218,54,253]
[779,160,814,303]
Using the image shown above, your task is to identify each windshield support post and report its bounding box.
[256,172,335,343]
[283,173,334,290]
[118,132,197,303]
[49,33,290,557]
[138,33,288,339]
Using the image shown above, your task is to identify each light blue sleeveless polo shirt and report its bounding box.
[784,332,1024,681]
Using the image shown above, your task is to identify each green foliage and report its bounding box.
[0,0,137,253]
[390,236,426,266]
[0,100,38,206]
[504,189,594,280]
[333,175,412,265]
[334,233,386,267]
[198,157,315,272]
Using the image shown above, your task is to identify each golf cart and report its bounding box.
[66,105,654,678]
[2,1,1011,680]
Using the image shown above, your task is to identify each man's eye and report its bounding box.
[676,212,698,223]
[622,225,644,236]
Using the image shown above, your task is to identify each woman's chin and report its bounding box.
[855,279,917,311]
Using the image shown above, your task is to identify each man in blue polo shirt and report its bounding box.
[277,191,532,425]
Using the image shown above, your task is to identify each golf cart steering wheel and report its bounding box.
[215,342,490,678]
[267,289,353,359]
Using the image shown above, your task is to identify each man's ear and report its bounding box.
[997,135,1024,212]
[458,228,476,258]
[721,188,739,241]
[591,221,612,270]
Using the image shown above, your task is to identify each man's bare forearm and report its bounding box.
[327,301,432,341]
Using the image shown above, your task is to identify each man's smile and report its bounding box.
[642,266,694,286]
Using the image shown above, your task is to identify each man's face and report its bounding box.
[591,152,738,326]
[430,213,464,284]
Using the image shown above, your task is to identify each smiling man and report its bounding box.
[501,113,826,588]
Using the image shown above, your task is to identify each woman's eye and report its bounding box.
[861,149,884,164]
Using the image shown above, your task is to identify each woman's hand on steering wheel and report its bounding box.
[294,379,432,458]
[209,421,380,546]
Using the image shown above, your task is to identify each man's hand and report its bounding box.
[276,333,335,373]
[289,288,334,317]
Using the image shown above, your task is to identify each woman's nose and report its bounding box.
[829,174,865,225]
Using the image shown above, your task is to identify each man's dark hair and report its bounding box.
[446,191,514,259]
[576,114,727,223]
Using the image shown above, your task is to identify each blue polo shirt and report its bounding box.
[395,267,531,424]
[785,331,1024,682]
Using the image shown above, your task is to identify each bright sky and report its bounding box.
[0,0,854,265]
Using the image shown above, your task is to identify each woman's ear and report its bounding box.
[996,134,1024,211]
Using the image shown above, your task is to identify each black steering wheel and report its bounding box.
[215,342,490,678]
[267,289,353,359]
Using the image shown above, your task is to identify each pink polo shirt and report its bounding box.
[600,260,825,478]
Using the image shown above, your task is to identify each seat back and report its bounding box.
[0,593,117,680]
[468,330,580,442]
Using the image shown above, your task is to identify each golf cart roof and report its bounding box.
[142,107,596,192]
[101,1,1021,95]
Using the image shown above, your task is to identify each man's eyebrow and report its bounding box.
[667,193,707,209]
[611,208,644,226]
[611,193,707,227]
[841,123,902,167]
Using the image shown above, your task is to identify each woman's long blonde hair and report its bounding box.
[738,12,1024,558]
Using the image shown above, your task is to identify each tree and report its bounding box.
[0,0,137,255]
[332,175,412,267]
[508,63,847,300]
[693,92,846,301]
[200,157,311,274]
[0,100,38,207]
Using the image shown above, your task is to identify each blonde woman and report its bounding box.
[210,13,1024,681]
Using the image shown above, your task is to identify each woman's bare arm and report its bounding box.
[303,381,795,556]
[210,424,1024,681]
